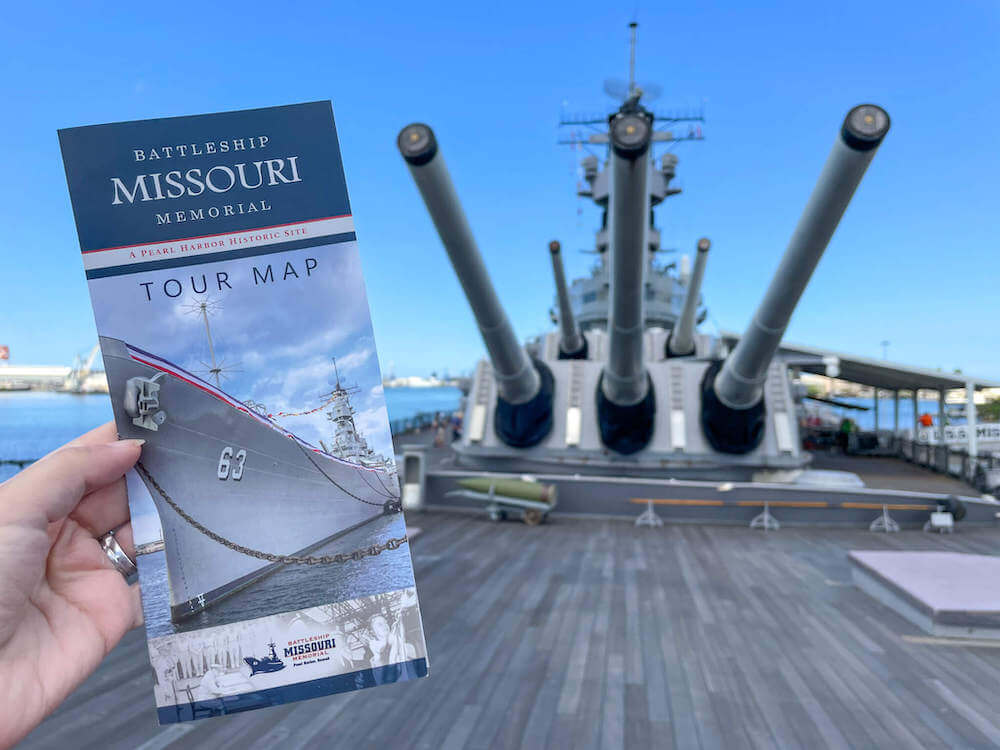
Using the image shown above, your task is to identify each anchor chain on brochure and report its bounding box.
[136,463,408,566]
[295,441,399,506]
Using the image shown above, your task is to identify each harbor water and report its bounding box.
[0,386,463,482]
[139,512,414,639]
[0,391,112,481]
[821,396,971,431]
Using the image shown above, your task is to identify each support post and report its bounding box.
[874,388,879,433]
[938,390,948,472]
[966,380,978,458]
[912,390,919,442]
[893,390,900,453]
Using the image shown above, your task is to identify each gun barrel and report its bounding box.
[549,240,585,357]
[398,123,540,405]
[714,105,890,410]
[602,111,653,406]
[667,237,710,356]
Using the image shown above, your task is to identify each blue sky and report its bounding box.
[2,1,998,378]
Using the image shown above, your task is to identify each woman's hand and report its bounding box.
[0,422,143,748]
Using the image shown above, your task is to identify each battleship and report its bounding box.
[398,101,882,477]
[395,30,1000,528]
[244,642,286,676]
[102,335,401,621]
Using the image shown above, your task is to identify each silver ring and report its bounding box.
[99,529,137,578]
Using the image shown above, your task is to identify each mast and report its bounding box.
[182,296,235,387]
[628,21,637,97]
[200,303,221,388]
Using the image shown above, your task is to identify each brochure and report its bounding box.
[58,101,428,724]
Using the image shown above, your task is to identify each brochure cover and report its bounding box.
[58,101,428,724]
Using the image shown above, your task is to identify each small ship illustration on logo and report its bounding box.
[244,641,285,676]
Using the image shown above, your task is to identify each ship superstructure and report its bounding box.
[558,22,705,333]
[566,145,699,332]
[322,359,393,472]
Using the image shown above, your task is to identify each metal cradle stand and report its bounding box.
[635,499,664,528]
[869,503,900,533]
[749,499,780,531]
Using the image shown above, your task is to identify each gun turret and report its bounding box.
[597,109,656,454]
[702,104,890,453]
[398,123,553,447]
[548,240,587,359]
[666,237,710,357]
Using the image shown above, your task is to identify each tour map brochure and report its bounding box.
[59,101,428,724]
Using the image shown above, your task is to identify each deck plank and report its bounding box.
[18,513,1000,750]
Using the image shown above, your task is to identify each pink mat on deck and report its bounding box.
[849,550,1000,614]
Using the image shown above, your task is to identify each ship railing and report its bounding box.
[389,410,456,437]
[0,458,36,470]
[896,436,1000,492]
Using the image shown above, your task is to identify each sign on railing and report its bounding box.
[917,423,1000,445]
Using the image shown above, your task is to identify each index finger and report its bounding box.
[0,440,144,527]
[65,421,119,448]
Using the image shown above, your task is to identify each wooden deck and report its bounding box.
[21,512,1000,749]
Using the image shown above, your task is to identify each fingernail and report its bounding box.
[112,439,146,449]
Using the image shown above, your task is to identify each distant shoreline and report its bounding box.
[0,388,109,395]
[383,383,461,390]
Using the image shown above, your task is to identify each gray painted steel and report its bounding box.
[602,119,652,406]
[400,134,539,405]
[549,242,584,355]
[668,238,710,356]
[423,469,1000,527]
[460,338,802,478]
[715,107,890,409]
[404,106,894,479]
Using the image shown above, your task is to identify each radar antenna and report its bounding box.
[181,295,242,387]
[562,22,703,149]
[602,22,662,104]
[330,356,360,398]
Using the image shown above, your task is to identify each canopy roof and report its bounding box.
[719,333,1000,392]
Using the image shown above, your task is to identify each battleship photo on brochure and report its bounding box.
[93,241,407,629]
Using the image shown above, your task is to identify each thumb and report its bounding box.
[0,440,145,527]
